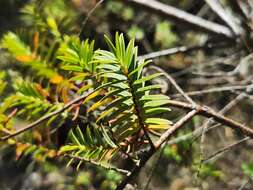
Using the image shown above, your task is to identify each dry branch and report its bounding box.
[172,84,253,98]
[202,136,251,163]
[166,100,253,138]
[204,0,241,35]
[2,97,253,145]
[116,110,198,190]
[119,0,234,39]
[116,98,253,189]
[138,45,204,60]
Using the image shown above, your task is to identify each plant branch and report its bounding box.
[138,45,204,60]
[117,96,253,189]
[204,0,241,35]
[172,84,252,98]
[155,110,198,148]
[138,42,235,60]
[198,93,246,167]
[12,140,130,175]
[149,65,196,105]
[202,136,251,164]
[65,154,130,175]
[127,76,155,149]
[3,94,253,148]
[167,93,245,146]
[119,0,234,39]
[116,110,197,190]
[0,93,90,141]
[166,99,253,138]
[79,0,105,40]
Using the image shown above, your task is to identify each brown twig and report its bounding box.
[198,93,246,168]
[2,91,253,155]
[116,110,197,190]
[155,110,198,149]
[238,176,253,190]
[3,95,253,152]
[166,93,245,146]
[138,42,235,60]
[165,99,253,138]
[116,96,253,189]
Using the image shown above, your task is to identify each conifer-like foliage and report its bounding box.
[59,33,173,164]
[0,32,172,168]
[2,1,253,190]
[0,0,172,174]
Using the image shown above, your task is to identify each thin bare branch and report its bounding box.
[138,42,234,60]
[79,0,105,40]
[119,0,234,38]
[202,136,251,163]
[199,93,246,165]
[116,110,197,190]
[172,84,252,98]
[3,93,253,150]
[155,110,198,149]
[149,65,196,105]
[204,0,241,35]
[238,176,253,190]
[138,45,203,60]
[165,99,253,138]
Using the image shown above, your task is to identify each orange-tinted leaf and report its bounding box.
[35,84,49,98]
[32,130,42,142]
[16,143,29,159]
[77,84,93,94]
[83,89,103,104]
[33,32,39,54]
[50,75,64,84]
[34,154,44,162]
[16,55,35,63]
[47,149,57,158]
[88,98,112,113]
[96,108,114,123]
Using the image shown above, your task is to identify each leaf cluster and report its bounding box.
[56,33,172,164]
[0,5,172,168]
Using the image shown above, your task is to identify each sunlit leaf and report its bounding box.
[145,118,172,125]
[101,125,117,148]
[133,73,163,85]
[148,124,171,129]
[61,65,83,72]
[145,107,171,115]
[144,99,171,108]
[136,84,162,93]
[83,90,103,104]
[50,75,64,84]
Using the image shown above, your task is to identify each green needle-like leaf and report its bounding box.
[133,73,163,85]
[145,118,172,125]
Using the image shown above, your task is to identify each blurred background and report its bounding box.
[0,0,253,189]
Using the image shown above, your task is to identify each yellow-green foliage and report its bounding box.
[0,31,172,167]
